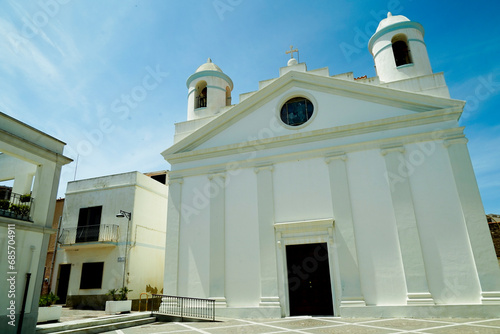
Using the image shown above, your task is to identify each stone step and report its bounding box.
[36,312,155,334]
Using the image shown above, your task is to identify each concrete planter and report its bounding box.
[105,300,132,314]
[37,305,62,323]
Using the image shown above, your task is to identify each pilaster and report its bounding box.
[325,153,365,306]
[208,173,227,306]
[381,146,433,305]
[164,177,183,295]
[254,165,280,307]
[444,137,500,303]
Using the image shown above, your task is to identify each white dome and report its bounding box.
[375,12,410,33]
[196,58,223,73]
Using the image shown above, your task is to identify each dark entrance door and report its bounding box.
[56,264,71,304]
[286,243,334,316]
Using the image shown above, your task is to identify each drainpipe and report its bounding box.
[116,210,132,289]
[18,246,35,334]
[48,215,62,290]
[122,215,131,288]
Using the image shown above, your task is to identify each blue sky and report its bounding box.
[0,0,499,213]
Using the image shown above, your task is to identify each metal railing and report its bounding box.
[0,192,34,222]
[151,294,215,321]
[59,224,119,245]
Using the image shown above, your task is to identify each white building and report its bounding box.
[161,13,500,318]
[51,171,167,310]
[0,112,71,333]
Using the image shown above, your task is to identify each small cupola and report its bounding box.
[368,13,432,83]
[186,58,233,121]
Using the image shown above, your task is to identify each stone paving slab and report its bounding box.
[100,317,500,334]
[50,309,500,334]
[59,307,108,322]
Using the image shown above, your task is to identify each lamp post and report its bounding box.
[116,210,132,288]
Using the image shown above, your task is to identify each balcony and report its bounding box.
[59,224,119,249]
[0,192,34,222]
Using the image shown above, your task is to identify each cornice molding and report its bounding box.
[165,107,462,165]
[254,165,274,174]
[208,172,226,180]
[325,153,347,164]
[0,129,73,165]
[380,145,406,156]
[168,177,184,185]
[167,127,464,180]
[443,137,468,148]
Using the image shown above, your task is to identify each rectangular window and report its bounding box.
[76,206,102,243]
[80,262,104,289]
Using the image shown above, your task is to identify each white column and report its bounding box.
[29,161,63,330]
[164,177,183,295]
[12,172,34,195]
[325,154,365,306]
[254,165,280,308]
[208,173,227,306]
[444,138,500,303]
[31,161,59,227]
[381,146,433,305]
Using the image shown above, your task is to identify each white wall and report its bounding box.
[0,112,71,333]
[127,172,167,298]
[347,149,407,305]
[172,130,492,313]
[177,175,211,298]
[52,172,167,304]
[224,168,261,307]
[165,73,499,317]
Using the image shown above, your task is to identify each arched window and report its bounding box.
[391,34,413,67]
[195,81,207,109]
[225,86,231,106]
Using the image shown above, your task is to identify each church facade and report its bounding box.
[162,13,500,318]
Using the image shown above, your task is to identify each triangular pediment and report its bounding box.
[162,71,464,162]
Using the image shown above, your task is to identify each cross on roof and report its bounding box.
[286,45,298,59]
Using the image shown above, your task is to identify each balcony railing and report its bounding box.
[0,192,34,222]
[59,224,119,245]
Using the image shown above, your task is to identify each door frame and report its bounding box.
[274,219,341,317]
[55,263,71,304]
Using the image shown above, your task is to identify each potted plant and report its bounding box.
[105,287,133,314]
[37,292,61,323]
[20,193,31,203]
[9,204,30,217]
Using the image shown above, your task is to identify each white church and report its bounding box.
[161,13,500,318]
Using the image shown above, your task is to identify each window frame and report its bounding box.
[391,34,413,67]
[276,92,318,130]
[79,262,104,289]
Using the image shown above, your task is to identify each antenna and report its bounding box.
[73,154,79,181]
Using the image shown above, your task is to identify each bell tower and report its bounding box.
[186,58,233,121]
[368,13,433,83]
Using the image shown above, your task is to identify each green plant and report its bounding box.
[107,287,133,301]
[118,287,133,301]
[9,204,30,216]
[0,199,9,210]
[106,288,120,301]
[39,292,59,307]
[20,194,31,203]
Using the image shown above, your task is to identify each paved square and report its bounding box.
[99,316,500,334]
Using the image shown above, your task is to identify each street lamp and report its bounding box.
[116,210,131,220]
[116,210,132,288]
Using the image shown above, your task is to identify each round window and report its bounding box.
[280,97,314,126]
